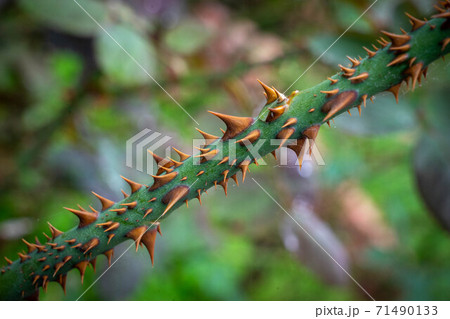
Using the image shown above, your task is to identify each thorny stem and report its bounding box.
[1,7,450,300]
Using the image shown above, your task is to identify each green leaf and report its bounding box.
[308,34,365,66]
[414,134,450,231]
[164,19,211,55]
[19,0,106,36]
[95,25,157,86]
[333,94,416,135]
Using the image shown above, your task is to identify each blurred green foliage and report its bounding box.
[0,0,449,300]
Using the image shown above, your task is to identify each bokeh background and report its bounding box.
[1,0,449,300]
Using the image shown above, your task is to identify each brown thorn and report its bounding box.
[387,83,402,103]
[194,146,210,153]
[231,174,239,186]
[196,170,204,176]
[89,258,96,272]
[82,238,100,254]
[217,157,229,165]
[338,64,355,76]
[266,105,286,122]
[271,150,277,160]
[389,44,411,52]
[121,189,129,198]
[96,221,113,227]
[349,72,369,84]
[380,30,411,47]
[58,274,67,295]
[362,94,368,107]
[120,201,137,209]
[77,204,88,212]
[42,275,49,292]
[346,56,360,67]
[107,234,115,245]
[236,129,261,145]
[222,170,229,182]
[320,89,340,97]
[104,222,120,232]
[168,157,183,167]
[257,79,277,103]
[287,138,306,169]
[127,226,147,252]
[32,275,40,285]
[431,12,450,19]
[91,192,115,211]
[104,249,114,267]
[74,261,89,284]
[109,208,127,215]
[276,128,295,148]
[303,125,320,156]
[172,146,191,161]
[239,160,251,182]
[120,176,142,193]
[377,38,388,48]
[22,238,37,253]
[321,91,358,122]
[442,38,450,51]
[327,77,338,85]
[53,262,65,277]
[149,171,178,191]
[405,62,423,91]
[387,53,409,67]
[143,208,153,219]
[208,111,253,141]
[362,46,376,58]
[161,186,190,216]
[281,118,297,128]
[18,252,30,263]
[195,149,219,161]
[218,179,228,196]
[196,189,202,205]
[140,228,158,266]
[195,128,219,145]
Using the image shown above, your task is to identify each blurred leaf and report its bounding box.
[164,19,211,55]
[19,0,106,36]
[49,52,83,87]
[414,136,450,231]
[334,94,416,135]
[412,77,450,231]
[332,2,372,33]
[95,25,157,86]
[308,34,366,66]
